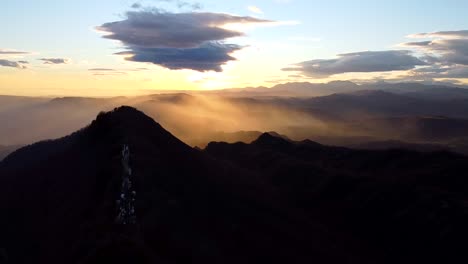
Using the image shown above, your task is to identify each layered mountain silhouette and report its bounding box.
[1,106,468,263]
[0,107,371,264]
[3,82,468,150]
[211,81,468,99]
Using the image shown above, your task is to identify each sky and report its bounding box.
[1,0,468,96]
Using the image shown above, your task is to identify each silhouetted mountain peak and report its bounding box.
[96,105,151,121]
[1,106,190,168]
[252,132,291,148]
[92,106,153,127]
[88,106,189,151]
[265,131,291,141]
[93,106,166,132]
[89,106,157,137]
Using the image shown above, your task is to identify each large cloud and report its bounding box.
[284,51,426,78]
[97,11,271,72]
[400,29,468,79]
[282,29,468,82]
[0,59,27,69]
[119,42,241,72]
[403,38,468,65]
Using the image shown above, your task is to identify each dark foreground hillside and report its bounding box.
[206,134,468,263]
[1,106,467,263]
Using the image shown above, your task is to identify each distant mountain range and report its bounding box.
[1,81,468,152]
[209,81,468,99]
[1,107,468,263]
[298,90,468,119]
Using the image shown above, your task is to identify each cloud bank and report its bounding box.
[401,30,468,79]
[284,51,426,78]
[97,10,271,72]
[285,29,468,82]
[403,39,468,66]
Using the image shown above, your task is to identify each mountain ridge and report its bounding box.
[1,106,379,264]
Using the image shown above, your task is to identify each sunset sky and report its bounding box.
[1,0,468,96]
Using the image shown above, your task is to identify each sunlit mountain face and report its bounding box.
[2,1,468,263]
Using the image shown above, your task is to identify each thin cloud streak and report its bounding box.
[0,59,28,69]
[39,58,70,64]
[0,49,30,55]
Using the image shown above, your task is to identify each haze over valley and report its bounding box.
[3,81,468,158]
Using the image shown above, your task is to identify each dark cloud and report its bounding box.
[0,59,27,69]
[98,11,268,49]
[123,42,242,72]
[284,51,426,78]
[0,49,30,55]
[39,58,70,64]
[97,10,270,72]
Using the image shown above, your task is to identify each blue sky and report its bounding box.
[1,0,468,96]
[4,0,468,54]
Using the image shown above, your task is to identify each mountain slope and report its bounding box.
[0,106,376,264]
[0,145,20,161]
[205,133,468,264]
